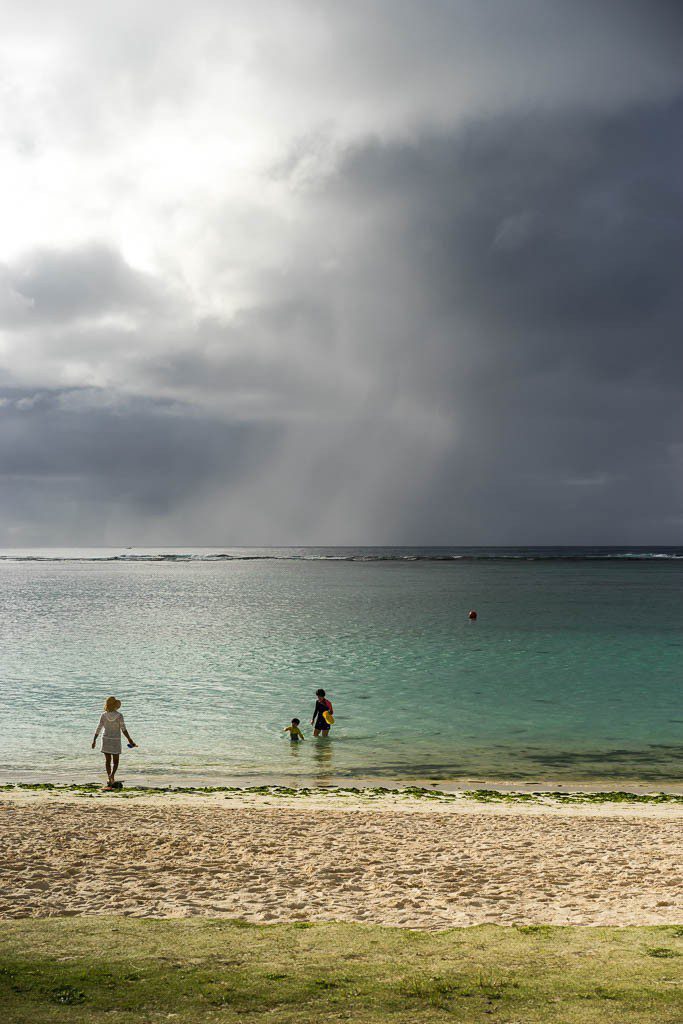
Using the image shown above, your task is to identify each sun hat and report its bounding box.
[104,696,122,712]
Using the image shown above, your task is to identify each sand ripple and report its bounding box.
[0,795,680,927]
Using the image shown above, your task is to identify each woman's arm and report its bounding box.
[92,715,104,749]
[119,714,137,747]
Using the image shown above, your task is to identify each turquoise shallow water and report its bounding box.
[0,548,681,785]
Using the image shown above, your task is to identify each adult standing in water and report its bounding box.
[92,696,137,788]
[311,688,334,737]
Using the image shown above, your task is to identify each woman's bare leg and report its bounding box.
[104,753,112,783]
[110,754,120,783]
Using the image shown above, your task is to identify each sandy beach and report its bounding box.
[1,789,681,928]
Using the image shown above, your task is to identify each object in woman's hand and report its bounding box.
[127,742,136,748]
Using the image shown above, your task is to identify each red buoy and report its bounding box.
[468,609,478,620]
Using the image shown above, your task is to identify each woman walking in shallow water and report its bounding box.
[311,688,334,737]
[92,696,136,788]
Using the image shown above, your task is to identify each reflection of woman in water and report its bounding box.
[311,688,333,737]
[92,696,136,788]
[311,733,333,775]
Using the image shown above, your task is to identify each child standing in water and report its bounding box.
[284,718,305,742]
[92,696,136,788]
[311,688,334,737]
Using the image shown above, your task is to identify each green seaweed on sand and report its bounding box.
[1,781,681,804]
[462,788,683,805]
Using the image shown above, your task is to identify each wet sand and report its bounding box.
[1,789,681,928]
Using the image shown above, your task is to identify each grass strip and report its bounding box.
[0,920,681,1023]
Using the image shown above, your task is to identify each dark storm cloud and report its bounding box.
[0,388,279,543]
[6,96,680,543]
[309,99,683,540]
[330,99,683,378]
[1,2,682,543]
[291,97,682,541]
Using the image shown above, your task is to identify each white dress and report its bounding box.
[96,711,126,754]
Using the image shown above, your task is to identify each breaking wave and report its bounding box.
[1,548,683,563]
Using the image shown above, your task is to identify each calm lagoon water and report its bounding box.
[0,547,681,786]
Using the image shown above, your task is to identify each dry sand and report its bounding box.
[0,789,681,928]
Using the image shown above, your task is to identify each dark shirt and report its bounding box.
[313,698,332,724]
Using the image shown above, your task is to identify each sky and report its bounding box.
[0,0,681,546]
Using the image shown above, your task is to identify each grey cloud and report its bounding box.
[147,301,340,417]
[5,0,683,165]
[316,100,683,540]
[6,96,682,543]
[1,244,166,326]
[324,99,683,381]
[0,388,280,543]
[0,3,681,543]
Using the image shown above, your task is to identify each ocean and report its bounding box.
[0,547,681,787]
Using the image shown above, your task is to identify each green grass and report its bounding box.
[1,920,682,1022]
[1,781,681,804]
